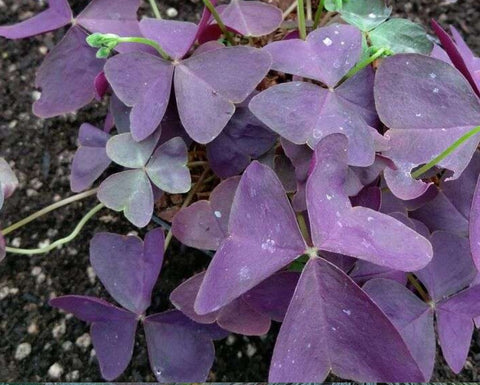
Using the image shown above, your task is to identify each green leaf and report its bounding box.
[324,0,391,31]
[369,18,433,54]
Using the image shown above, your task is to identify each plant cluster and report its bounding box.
[1,0,480,381]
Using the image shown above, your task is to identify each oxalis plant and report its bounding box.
[1,0,480,381]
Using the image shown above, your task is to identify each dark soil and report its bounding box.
[1,0,479,382]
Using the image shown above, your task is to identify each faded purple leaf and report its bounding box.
[0,158,18,210]
[106,131,160,169]
[97,169,154,228]
[145,137,191,194]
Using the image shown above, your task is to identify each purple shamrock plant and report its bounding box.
[2,0,480,382]
[50,229,228,381]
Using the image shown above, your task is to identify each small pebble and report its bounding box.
[11,237,21,247]
[66,370,80,381]
[27,322,39,335]
[62,341,73,351]
[48,363,64,379]
[15,343,32,360]
[166,7,178,17]
[36,273,46,284]
[52,320,66,338]
[76,333,91,350]
[87,266,96,284]
[246,343,257,357]
[31,266,42,277]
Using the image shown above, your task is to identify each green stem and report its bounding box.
[296,212,311,246]
[5,203,105,255]
[202,0,235,45]
[412,125,480,179]
[148,0,162,19]
[1,188,98,236]
[117,37,170,60]
[297,0,307,40]
[407,273,430,302]
[343,47,387,81]
[313,0,325,28]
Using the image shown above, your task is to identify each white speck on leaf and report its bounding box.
[343,309,352,316]
[429,73,437,79]
[214,210,222,218]
[326,194,333,200]
[323,37,333,46]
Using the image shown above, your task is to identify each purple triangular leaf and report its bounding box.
[264,24,362,86]
[195,161,306,314]
[375,53,480,199]
[416,231,476,302]
[143,310,218,382]
[70,124,111,193]
[174,46,271,143]
[431,20,480,96]
[215,0,282,37]
[33,26,105,118]
[269,258,425,381]
[104,52,174,141]
[307,134,433,271]
[106,131,160,169]
[97,169,153,228]
[363,278,435,380]
[90,228,164,315]
[350,260,407,285]
[172,177,240,250]
[139,18,198,60]
[0,0,72,39]
[216,297,271,335]
[145,137,191,194]
[49,295,137,381]
[249,77,375,166]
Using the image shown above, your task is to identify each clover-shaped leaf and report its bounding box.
[105,23,272,142]
[99,133,190,227]
[367,231,480,374]
[269,257,425,382]
[250,25,377,166]
[325,0,392,32]
[375,54,480,199]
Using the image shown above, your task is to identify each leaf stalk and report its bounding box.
[202,0,235,45]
